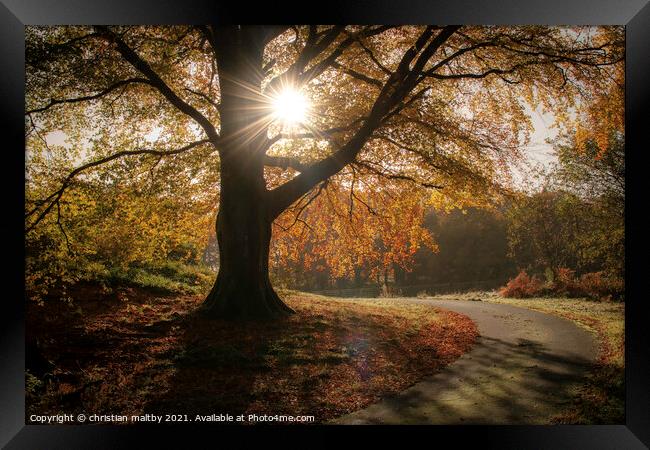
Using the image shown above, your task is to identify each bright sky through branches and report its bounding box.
[42,100,560,191]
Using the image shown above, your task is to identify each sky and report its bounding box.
[508,103,561,190]
[524,107,559,168]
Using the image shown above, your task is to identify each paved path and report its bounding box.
[332,299,598,425]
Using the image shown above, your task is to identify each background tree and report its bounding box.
[506,129,625,279]
[25,25,624,319]
[506,189,589,274]
[415,207,516,287]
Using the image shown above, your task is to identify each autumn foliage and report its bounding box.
[499,271,544,298]
[500,269,623,301]
[573,28,625,157]
[270,173,438,284]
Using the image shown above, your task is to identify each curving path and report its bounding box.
[332,298,598,425]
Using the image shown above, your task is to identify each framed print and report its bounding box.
[2,0,649,448]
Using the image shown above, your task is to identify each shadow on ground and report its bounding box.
[336,335,592,424]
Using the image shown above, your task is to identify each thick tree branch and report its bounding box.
[422,51,621,83]
[262,26,291,46]
[265,26,345,94]
[424,60,549,80]
[95,26,220,144]
[295,26,344,73]
[264,155,309,172]
[196,25,218,58]
[266,26,393,95]
[331,61,383,88]
[498,39,624,67]
[422,42,497,77]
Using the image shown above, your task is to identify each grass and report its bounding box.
[101,261,215,295]
[426,290,624,424]
[26,289,477,424]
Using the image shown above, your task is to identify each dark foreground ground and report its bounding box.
[26,286,477,424]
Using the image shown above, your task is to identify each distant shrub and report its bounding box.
[500,268,624,301]
[544,267,555,284]
[499,271,544,298]
[551,267,581,297]
[578,271,624,301]
[25,370,43,396]
[549,268,624,301]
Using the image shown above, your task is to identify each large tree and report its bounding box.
[25,25,623,319]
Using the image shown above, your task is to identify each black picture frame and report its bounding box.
[2,1,648,448]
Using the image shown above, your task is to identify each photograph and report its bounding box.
[22,23,629,428]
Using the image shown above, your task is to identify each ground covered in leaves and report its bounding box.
[26,287,478,424]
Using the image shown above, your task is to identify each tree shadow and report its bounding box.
[338,334,602,424]
[141,312,291,418]
[139,306,450,421]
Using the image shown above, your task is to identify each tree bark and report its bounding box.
[200,187,294,319]
[200,26,294,319]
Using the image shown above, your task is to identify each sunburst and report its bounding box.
[272,88,309,126]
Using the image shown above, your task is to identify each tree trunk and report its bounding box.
[393,263,406,286]
[200,186,294,319]
[199,26,294,320]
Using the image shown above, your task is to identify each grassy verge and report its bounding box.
[86,260,216,295]
[438,291,624,424]
[26,290,477,423]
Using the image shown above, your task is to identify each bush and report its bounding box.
[500,268,624,301]
[551,267,581,297]
[499,271,544,298]
[578,271,624,301]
